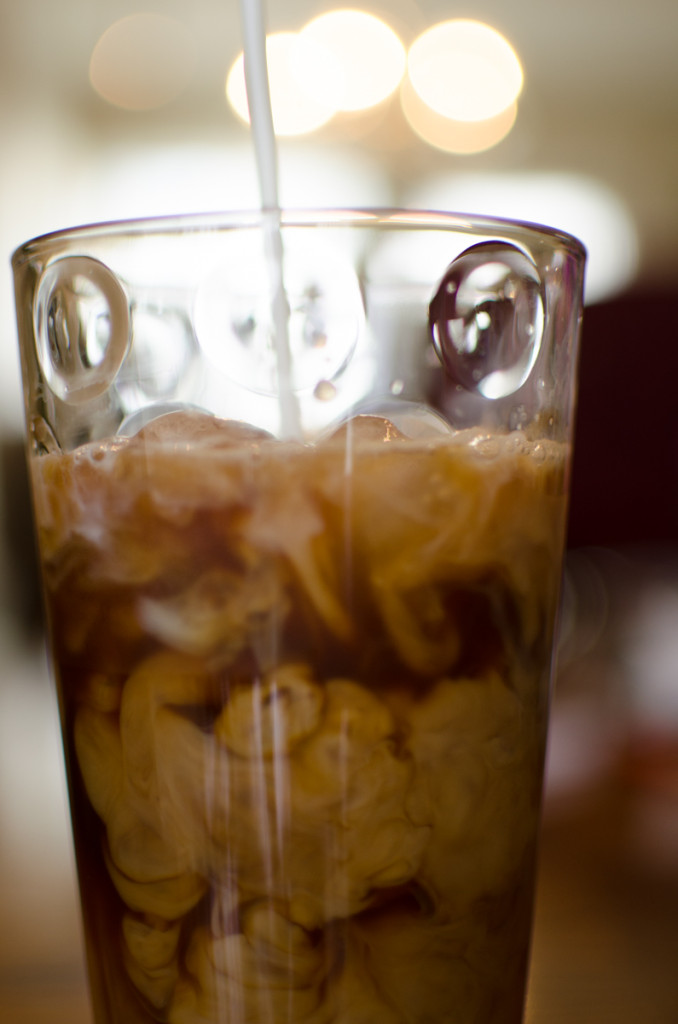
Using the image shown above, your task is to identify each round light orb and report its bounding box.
[407,20,523,123]
[400,74,517,154]
[300,10,406,111]
[226,32,342,136]
[89,14,195,111]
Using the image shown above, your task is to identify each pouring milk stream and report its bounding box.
[237,0,301,439]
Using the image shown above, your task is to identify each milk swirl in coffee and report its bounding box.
[31,409,568,1024]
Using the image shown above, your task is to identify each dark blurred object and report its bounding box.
[552,546,678,794]
[527,775,678,1024]
[529,542,678,1024]
[1,435,43,640]
[568,288,678,548]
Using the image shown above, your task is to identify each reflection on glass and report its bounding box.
[407,172,639,304]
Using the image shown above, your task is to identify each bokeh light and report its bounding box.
[299,10,406,111]
[407,20,523,123]
[89,14,196,111]
[400,74,517,154]
[226,32,342,136]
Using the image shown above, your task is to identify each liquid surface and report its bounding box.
[31,411,569,1024]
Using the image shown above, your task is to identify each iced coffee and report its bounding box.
[31,407,568,1024]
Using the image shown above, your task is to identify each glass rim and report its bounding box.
[11,206,586,270]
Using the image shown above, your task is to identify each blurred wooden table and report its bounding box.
[2,642,677,1023]
[526,784,678,1023]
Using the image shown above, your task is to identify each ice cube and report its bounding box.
[122,407,273,448]
[329,402,454,443]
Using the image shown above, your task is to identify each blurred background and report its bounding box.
[1,1,677,1021]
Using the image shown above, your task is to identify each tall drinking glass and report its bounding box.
[12,209,585,1024]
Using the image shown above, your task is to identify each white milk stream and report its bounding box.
[237,0,302,439]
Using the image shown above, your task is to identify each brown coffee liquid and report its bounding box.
[32,411,568,1024]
